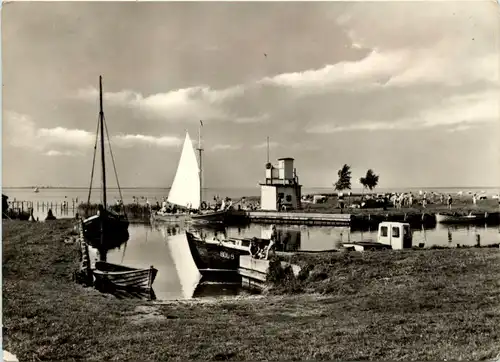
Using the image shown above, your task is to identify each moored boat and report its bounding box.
[82,210,130,247]
[151,122,229,224]
[435,212,485,224]
[81,76,129,247]
[93,261,157,291]
[184,229,312,272]
[185,231,244,271]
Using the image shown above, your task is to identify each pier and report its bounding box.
[245,211,351,226]
[238,255,301,291]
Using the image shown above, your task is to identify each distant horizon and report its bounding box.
[3,185,500,190]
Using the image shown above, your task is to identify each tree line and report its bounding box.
[333,164,379,195]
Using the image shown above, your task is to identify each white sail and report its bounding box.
[167,132,201,209]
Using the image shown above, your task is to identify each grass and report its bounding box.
[3,220,500,361]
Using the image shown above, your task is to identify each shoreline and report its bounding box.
[3,219,500,361]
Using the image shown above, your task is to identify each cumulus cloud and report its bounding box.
[307,88,499,134]
[234,114,270,124]
[3,111,183,154]
[113,134,182,148]
[260,2,498,94]
[73,84,245,122]
[4,111,94,150]
[253,141,279,149]
[45,150,83,157]
[210,144,242,151]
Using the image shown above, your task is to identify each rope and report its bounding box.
[103,115,126,218]
[87,116,100,205]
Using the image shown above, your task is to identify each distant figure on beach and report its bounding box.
[29,208,36,222]
[447,195,453,210]
[45,209,56,221]
[472,193,477,206]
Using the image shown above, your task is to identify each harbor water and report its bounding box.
[86,221,500,301]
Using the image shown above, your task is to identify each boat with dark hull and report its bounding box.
[83,210,130,247]
[82,76,129,247]
[436,212,486,224]
[93,261,158,292]
[185,231,245,271]
[185,230,292,272]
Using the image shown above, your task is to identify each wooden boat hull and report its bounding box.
[185,231,245,271]
[151,212,191,223]
[83,213,129,248]
[435,213,485,224]
[93,261,157,290]
[191,209,228,224]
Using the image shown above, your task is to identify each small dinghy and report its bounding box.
[93,261,157,291]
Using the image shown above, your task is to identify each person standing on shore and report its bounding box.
[447,195,453,210]
[472,193,477,206]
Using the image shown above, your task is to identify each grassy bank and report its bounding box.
[3,220,500,361]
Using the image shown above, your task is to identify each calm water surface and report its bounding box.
[87,221,500,301]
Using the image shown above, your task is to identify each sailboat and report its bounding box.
[151,122,229,224]
[82,76,129,248]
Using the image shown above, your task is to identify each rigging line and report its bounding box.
[103,115,126,215]
[87,115,101,205]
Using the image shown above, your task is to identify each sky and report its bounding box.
[2,1,500,189]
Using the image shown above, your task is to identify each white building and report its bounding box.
[259,157,302,211]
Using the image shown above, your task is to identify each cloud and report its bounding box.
[253,141,279,149]
[113,134,182,148]
[307,88,499,134]
[44,150,83,157]
[73,84,245,122]
[210,144,242,151]
[259,2,498,94]
[4,111,183,153]
[234,114,270,124]
[3,111,94,151]
[260,50,407,92]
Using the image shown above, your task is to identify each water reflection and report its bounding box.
[98,221,500,301]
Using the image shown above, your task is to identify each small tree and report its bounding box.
[359,169,379,198]
[334,164,352,206]
[334,164,352,192]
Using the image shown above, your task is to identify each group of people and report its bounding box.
[249,225,277,260]
[388,191,455,209]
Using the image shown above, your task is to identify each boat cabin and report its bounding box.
[377,222,412,250]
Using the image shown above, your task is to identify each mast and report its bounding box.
[99,75,107,210]
[197,120,203,207]
[267,136,270,164]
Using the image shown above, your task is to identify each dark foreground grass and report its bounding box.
[3,220,500,361]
